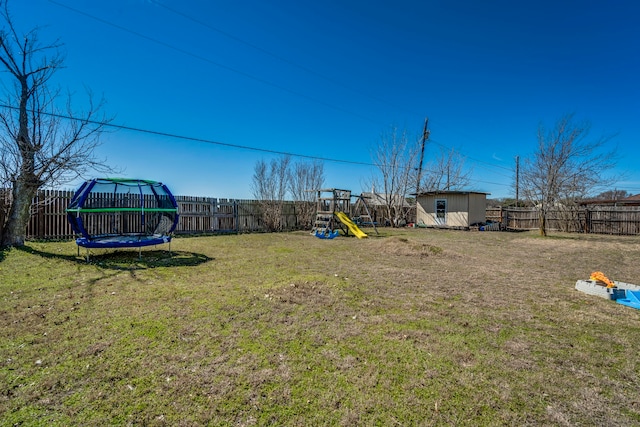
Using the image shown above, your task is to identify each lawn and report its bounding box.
[1,228,640,426]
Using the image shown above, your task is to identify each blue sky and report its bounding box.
[10,0,640,199]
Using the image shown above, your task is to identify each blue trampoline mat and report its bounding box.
[76,235,171,249]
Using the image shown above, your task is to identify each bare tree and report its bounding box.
[420,147,472,191]
[371,126,419,227]
[289,159,324,229]
[251,156,291,231]
[0,1,112,246]
[520,114,617,236]
[593,189,630,201]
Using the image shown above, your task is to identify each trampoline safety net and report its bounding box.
[66,178,179,248]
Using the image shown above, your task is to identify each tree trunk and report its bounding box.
[1,176,38,247]
[538,208,547,237]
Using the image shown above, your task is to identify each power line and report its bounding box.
[46,0,380,125]
[149,1,515,165]
[429,138,514,173]
[1,102,516,192]
[150,1,414,115]
[0,103,376,167]
[474,179,512,188]
[46,0,522,183]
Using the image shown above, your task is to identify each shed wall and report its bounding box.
[416,193,487,228]
[468,193,487,225]
[416,198,430,225]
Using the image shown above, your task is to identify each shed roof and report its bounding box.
[622,194,640,204]
[414,190,490,197]
[580,193,640,206]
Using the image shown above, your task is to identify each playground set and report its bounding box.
[311,188,377,239]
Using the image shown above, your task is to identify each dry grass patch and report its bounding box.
[1,229,640,425]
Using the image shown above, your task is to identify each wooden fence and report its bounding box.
[486,206,640,235]
[175,196,305,234]
[3,189,640,239]
[0,189,315,239]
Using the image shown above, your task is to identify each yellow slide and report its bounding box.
[335,211,368,239]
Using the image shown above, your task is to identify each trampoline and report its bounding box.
[66,178,179,257]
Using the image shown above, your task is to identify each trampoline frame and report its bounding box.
[66,178,179,259]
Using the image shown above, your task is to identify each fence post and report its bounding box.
[36,190,44,238]
[504,207,509,230]
[211,198,217,232]
[585,208,590,234]
[233,200,238,234]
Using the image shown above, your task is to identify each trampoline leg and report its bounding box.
[85,248,90,263]
[139,246,142,260]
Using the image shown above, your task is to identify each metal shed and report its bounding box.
[415,191,489,229]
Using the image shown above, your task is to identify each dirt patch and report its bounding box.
[368,236,443,258]
[266,281,336,306]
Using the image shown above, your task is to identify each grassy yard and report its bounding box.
[1,228,640,426]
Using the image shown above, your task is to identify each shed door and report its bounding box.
[435,199,446,225]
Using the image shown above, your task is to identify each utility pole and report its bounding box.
[515,155,520,207]
[415,117,430,197]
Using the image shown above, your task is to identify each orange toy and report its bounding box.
[590,271,616,288]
